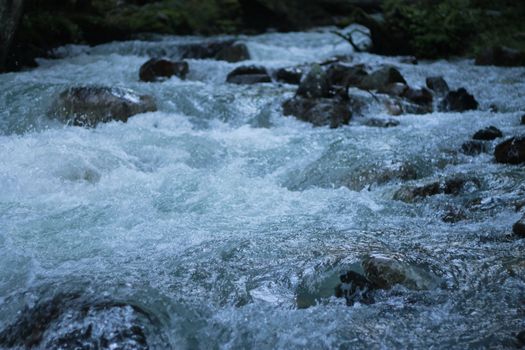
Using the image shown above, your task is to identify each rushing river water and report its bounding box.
[0,29,524,349]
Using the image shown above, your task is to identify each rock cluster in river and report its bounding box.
[394,176,481,203]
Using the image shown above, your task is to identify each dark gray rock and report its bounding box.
[275,67,303,85]
[439,88,478,112]
[326,63,368,88]
[517,329,525,345]
[521,114,525,125]
[443,176,480,195]
[461,140,488,156]
[359,66,407,92]
[139,58,189,82]
[0,0,25,72]
[393,182,440,202]
[495,136,525,164]
[297,64,331,98]
[226,65,271,84]
[363,118,400,128]
[335,271,377,305]
[180,40,250,62]
[426,76,449,95]
[215,43,250,63]
[473,126,503,141]
[475,46,525,67]
[282,97,351,128]
[403,87,433,106]
[50,86,157,127]
[512,215,525,237]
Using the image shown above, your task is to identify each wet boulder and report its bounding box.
[358,66,407,92]
[475,46,525,67]
[473,126,503,141]
[442,176,481,196]
[439,88,479,112]
[512,215,525,237]
[181,40,250,62]
[363,117,400,128]
[297,64,331,98]
[226,65,271,84]
[517,330,525,346]
[0,293,158,350]
[521,114,525,125]
[215,42,251,63]
[461,140,488,156]
[402,87,433,106]
[494,136,525,164]
[275,67,303,85]
[326,63,368,88]
[393,182,440,203]
[139,58,189,82]
[426,76,449,96]
[362,255,440,290]
[282,97,351,128]
[50,86,157,127]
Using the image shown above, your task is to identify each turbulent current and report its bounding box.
[0,29,524,349]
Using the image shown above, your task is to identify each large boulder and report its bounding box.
[296,64,331,98]
[215,42,251,63]
[139,58,189,82]
[472,126,503,141]
[50,86,157,127]
[326,63,368,88]
[0,0,25,72]
[495,136,525,164]
[282,97,351,128]
[439,88,478,112]
[475,46,525,67]
[358,66,407,92]
[226,65,271,84]
[275,67,303,85]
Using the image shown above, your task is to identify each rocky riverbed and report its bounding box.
[0,28,524,349]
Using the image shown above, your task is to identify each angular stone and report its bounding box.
[473,126,503,141]
[282,97,351,128]
[426,76,449,95]
[494,136,525,164]
[439,88,478,112]
[297,64,331,98]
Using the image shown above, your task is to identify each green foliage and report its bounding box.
[382,0,477,58]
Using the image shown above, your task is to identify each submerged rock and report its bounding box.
[335,271,377,305]
[394,176,480,202]
[426,76,449,95]
[0,292,157,350]
[513,215,525,237]
[139,58,189,82]
[473,126,503,141]
[362,255,439,290]
[358,66,407,92]
[439,88,478,112]
[475,46,525,67]
[50,86,157,127]
[494,136,525,164]
[275,67,303,85]
[282,97,351,128]
[297,64,331,98]
[461,140,488,156]
[363,117,400,128]
[393,182,440,202]
[226,65,271,84]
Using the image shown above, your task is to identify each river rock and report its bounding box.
[521,114,525,125]
[215,42,250,62]
[517,330,525,346]
[297,64,331,98]
[181,40,250,62]
[363,117,400,128]
[393,182,440,202]
[403,87,433,106]
[475,46,525,67]
[275,67,303,85]
[139,58,189,82]
[282,97,351,128]
[494,136,525,164]
[326,63,368,88]
[461,140,488,156]
[50,86,157,127]
[359,66,407,92]
[226,65,271,84]
[439,88,479,112]
[426,76,449,95]
[335,271,377,305]
[443,176,480,195]
[362,255,439,290]
[513,215,525,237]
[0,0,25,72]
[0,292,154,349]
[473,126,503,141]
